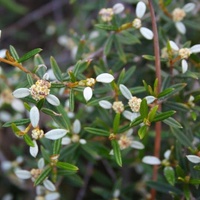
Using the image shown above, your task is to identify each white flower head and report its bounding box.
[169,40,200,73]
[132,1,154,40]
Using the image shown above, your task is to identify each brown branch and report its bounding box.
[148,1,162,200]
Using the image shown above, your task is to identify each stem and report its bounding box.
[148,1,162,199]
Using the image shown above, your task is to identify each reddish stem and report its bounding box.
[148,1,162,199]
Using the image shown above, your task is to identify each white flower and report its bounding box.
[142,156,161,165]
[169,40,200,73]
[83,73,114,102]
[186,155,200,164]
[112,3,124,14]
[171,3,195,34]
[13,79,60,106]
[61,119,86,145]
[132,1,154,40]
[0,49,6,58]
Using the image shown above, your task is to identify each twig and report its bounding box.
[148,1,162,200]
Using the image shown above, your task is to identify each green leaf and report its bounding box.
[111,140,122,167]
[176,165,185,178]
[40,146,50,162]
[9,45,19,60]
[163,117,183,128]
[51,83,65,88]
[117,30,140,45]
[158,88,174,98]
[3,118,30,127]
[75,39,86,60]
[27,74,34,86]
[123,66,136,84]
[113,113,121,133]
[114,35,127,63]
[104,34,114,55]
[73,60,90,77]
[95,24,117,31]
[164,0,172,6]
[152,110,176,122]
[138,125,148,139]
[164,166,175,186]
[56,162,79,171]
[189,179,200,185]
[84,127,110,137]
[69,89,75,112]
[148,105,159,122]
[11,123,21,135]
[130,116,143,127]
[41,108,61,117]
[140,99,148,119]
[23,134,34,147]
[170,127,193,148]
[146,181,183,195]
[117,68,125,85]
[17,48,42,63]
[34,166,52,186]
[53,139,62,155]
[50,56,63,82]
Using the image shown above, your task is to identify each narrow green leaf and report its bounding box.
[73,60,90,77]
[111,140,122,167]
[164,166,175,186]
[69,89,75,112]
[56,162,79,171]
[9,45,19,60]
[138,125,148,139]
[118,30,140,45]
[114,35,126,63]
[11,123,21,135]
[17,48,42,63]
[34,54,46,78]
[130,116,143,127]
[68,71,76,82]
[113,113,121,133]
[164,0,172,6]
[117,68,125,85]
[27,74,34,86]
[123,66,136,84]
[23,134,34,147]
[104,34,114,55]
[3,118,30,127]
[53,139,62,155]
[84,127,110,137]
[50,56,63,82]
[51,83,65,88]
[34,166,52,186]
[158,88,174,98]
[140,99,148,118]
[163,117,183,128]
[176,165,185,178]
[171,127,193,148]
[95,24,117,31]
[189,179,200,185]
[148,105,159,122]
[41,108,62,117]
[146,181,183,195]
[152,110,176,122]
[36,99,45,110]
[75,39,86,60]
[40,146,50,162]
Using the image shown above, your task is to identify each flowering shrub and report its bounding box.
[1,0,200,199]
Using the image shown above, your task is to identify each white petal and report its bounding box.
[36,185,45,196]
[0,111,11,122]
[130,112,140,121]
[38,158,45,169]
[164,150,171,160]
[142,156,161,165]
[169,40,179,51]
[183,3,195,13]
[43,179,56,191]
[131,141,144,149]
[42,72,50,80]
[83,87,93,102]
[13,88,30,98]
[186,155,200,164]
[30,140,38,158]
[145,96,156,104]
[45,129,68,140]
[46,94,60,106]
[109,149,114,155]
[61,136,71,145]
[113,3,124,14]
[0,49,6,58]
[45,192,60,200]
[190,44,200,53]
[73,119,81,134]
[140,27,154,40]
[119,84,132,100]
[136,1,146,18]
[30,106,40,128]
[113,189,120,198]
[99,100,112,109]
[11,99,25,112]
[1,161,12,171]
[175,22,186,34]
[181,59,188,73]
[15,169,31,179]
[80,139,87,144]
[96,73,114,83]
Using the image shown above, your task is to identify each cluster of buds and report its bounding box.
[128,96,142,113]
[99,3,125,22]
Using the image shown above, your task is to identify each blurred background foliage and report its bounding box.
[1,0,200,200]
